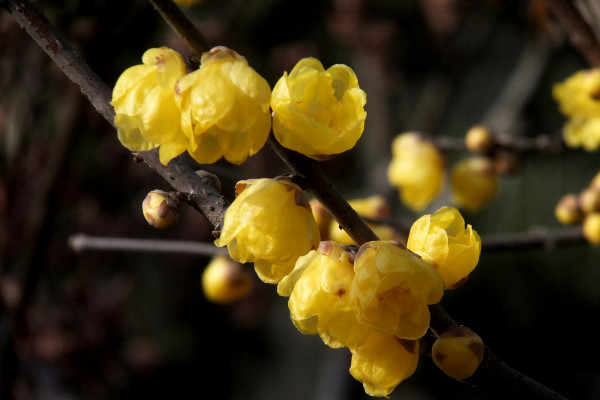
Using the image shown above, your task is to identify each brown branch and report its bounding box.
[481,226,585,252]
[148,0,210,57]
[267,136,379,245]
[544,0,600,67]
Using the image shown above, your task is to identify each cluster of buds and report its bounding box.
[555,171,600,244]
[553,68,600,151]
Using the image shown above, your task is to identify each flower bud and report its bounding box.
[583,213,600,245]
[465,125,494,153]
[201,256,253,304]
[432,325,484,380]
[578,187,600,214]
[451,156,498,212]
[310,199,333,240]
[555,194,584,225]
[590,171,600,191]
[142,190,180,229]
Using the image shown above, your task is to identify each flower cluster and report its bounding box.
[386,131,501,213]
[215,178,481,396]
[553,69,600,151]
[112,47,367,165]
[555,170,600,245]
[275,206,481,396]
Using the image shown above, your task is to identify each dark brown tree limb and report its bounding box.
[544,0,600,67]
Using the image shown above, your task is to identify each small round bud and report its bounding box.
[451,157,498,212]
[432,325,484,380]
[142,190,180,229]
[195,170,222,193]
[583,213,600,245]
[465,125,494,153]
[201,256,254,304]
[555,194,584,225]
[578,187,600,214]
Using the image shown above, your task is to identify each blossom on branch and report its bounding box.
[553,68,600,151]
[350,241,444,340]
[407,207,481,290]
[271,58,367,160]
[214,178,320,283]
[387,133,445,211]
[175,46,272,164]
[111,47,188,165]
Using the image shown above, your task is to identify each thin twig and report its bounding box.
[481,226,585,252]
[544,0,600,67]
[69,234,227,256]
[148,0,210,57]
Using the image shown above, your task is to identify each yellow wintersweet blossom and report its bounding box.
[553,68,600,119]
[350,241,444,340]
[175,46,272,164]
[349,331,419,397]
[451,156,498,212]
[407,207,481,290]
[271,58,367,160]
[214,178,320,283]
[387,133,445,211]
[111,47,188,165]
[278,241,370,349]
[553,69,600,151]
[563,117,600,151]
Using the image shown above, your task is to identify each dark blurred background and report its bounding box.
[1,0,599,398]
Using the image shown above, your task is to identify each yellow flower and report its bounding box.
[271,58,367,160]
[583,212,600,245]
[349,331,419,397]
[563,117,600,151]
[350,241,444,340]
[111,47,188,165]
[431,325,484,380]
[407,207,481,290]
[451,156,498,212]
[214,178,320,283]
[278,241,370,349]
[175,46,271,164]
[201,256,253,304]
[387,133,445,211]
[553,68,600,119]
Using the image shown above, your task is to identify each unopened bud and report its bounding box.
[195,170,221,192]
[201,256,253,304]
[142,190,180,229]
[465,125,494,154]
[583,213,600,245]
[555,194,583,225]
[432,325,484,380]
